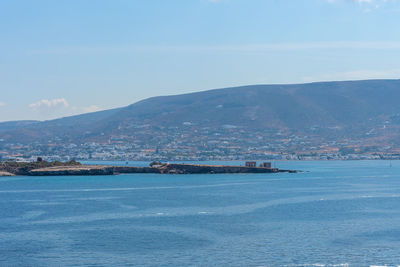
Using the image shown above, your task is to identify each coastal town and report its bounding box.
[1,123,399,162]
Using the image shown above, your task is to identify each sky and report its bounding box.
[1,0,400,122]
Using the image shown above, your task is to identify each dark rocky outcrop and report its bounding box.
[113,163,297,174]
[28,166,115,176]
[156,163,281,174]
[1,162,297,176]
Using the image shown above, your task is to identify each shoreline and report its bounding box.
[1,163,298,177]
[0,171,14,177]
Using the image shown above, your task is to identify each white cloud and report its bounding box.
[29,98,69,110]
[26,98,104,120]
[0,101,4,107]
[81,105,102,113]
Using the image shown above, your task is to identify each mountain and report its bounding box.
[0,108,123,143]
[0,120,39,133]
[117,79,400,130]
[1,79,400,151]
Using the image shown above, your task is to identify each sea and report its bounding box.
[1,160,400,267]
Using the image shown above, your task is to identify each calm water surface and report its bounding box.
[1,161,400,266]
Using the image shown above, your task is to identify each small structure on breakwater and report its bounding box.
[245,161,272,168]
[245,161,257,167]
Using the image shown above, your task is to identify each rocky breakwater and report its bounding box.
[0,159,92,176]
[1,160,298,176]
[107,163,298,175]
[113,166,160,174]
[28,165,115,176]
[150,163,297,174]
[0,171,14,176]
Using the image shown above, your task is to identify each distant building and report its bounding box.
[260,162,271,168]
[245,161,257,167]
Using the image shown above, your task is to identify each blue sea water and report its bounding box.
[1,161,400,266]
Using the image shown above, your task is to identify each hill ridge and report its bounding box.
[1,79,400,160]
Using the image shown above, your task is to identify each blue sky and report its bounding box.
[1,0,400,121]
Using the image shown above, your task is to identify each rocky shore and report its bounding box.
[28,165,115,176]
[1,161,298,176]
[146,163,284,174]
[0,171,14,176]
